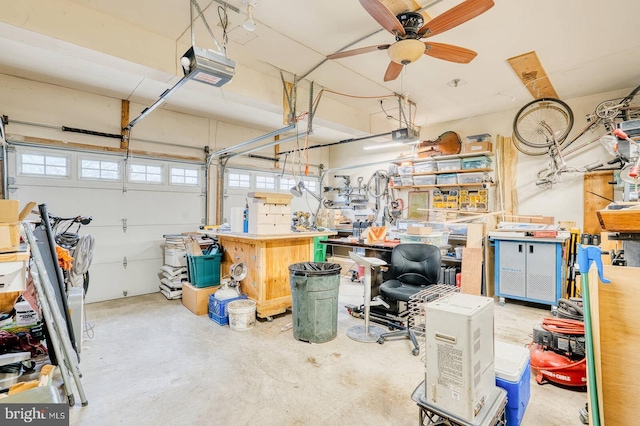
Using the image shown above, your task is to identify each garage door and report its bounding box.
[7,145,204,303]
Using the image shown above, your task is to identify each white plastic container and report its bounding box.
[15,300,38,326]
[436,159,462,171]
[227,299,257,331]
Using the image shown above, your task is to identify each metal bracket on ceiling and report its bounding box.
[307,81,323,136]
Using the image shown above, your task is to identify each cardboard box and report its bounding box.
[182,282,219,315]
[0,200,19,223]
[461,141,492,154]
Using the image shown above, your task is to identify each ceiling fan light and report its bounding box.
[388,39,425,65]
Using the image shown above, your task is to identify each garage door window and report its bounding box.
[80,159,120,180]
[280,176,296,191]
[130,163,163,183]
[228,172,250,188]
[19,152,69,177]
[256,175,276,190]
[171,167,199,185]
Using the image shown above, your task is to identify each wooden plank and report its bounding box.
[507,51,558,99]
[589,265,640,425]
[584,171,614,234]
[501,135,518,216]
[120,99,129,150]
[460,247,483,295]
[597,205,640,232]
[464,223,484,248]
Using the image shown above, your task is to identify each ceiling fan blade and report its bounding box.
[424,42,477,63]
[359,0,406,36]
[384,61,403,82]
[327,45,391,60]
[418,0,494,38]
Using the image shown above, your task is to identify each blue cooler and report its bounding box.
[495,341,531,426]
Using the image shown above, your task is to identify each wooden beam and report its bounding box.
[283,81,293,125]
[120,99,130,150]
[6,133,203,163]
[507,51,558,99]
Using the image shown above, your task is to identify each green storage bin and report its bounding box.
[186,253,222,288]
[289,262,341,343]
[313,236,328,262]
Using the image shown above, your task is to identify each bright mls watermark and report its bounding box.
[2,404,68,425]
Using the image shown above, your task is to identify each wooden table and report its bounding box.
[216,231,335,319]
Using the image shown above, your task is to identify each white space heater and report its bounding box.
[424,293,495,422]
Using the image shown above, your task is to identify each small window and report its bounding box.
[228,172,250,188]
[256,175,276,190]
[171,167,199,185]
[80,159,120,180]
[130,163,163,183]
[280,176,297,191]
[20,153,69,177]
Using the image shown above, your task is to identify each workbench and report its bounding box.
[216,231,335,320]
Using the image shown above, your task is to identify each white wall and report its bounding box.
[330,87,635,229]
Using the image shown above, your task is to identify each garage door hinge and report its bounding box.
[122,218,127,233]
[123,257,128,269]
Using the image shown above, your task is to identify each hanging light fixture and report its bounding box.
[242,0,258,31]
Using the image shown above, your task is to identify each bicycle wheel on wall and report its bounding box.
[623,84,640,121]
[511,133,549,156]
[513,98,574,148]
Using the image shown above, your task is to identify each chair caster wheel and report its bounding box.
[377,337,384,345]
[412,348,420,357]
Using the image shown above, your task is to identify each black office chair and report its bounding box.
[375,243,441,356]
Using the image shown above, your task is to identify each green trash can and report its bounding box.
[289,262,342,343]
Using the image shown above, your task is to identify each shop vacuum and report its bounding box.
[529,298,587,387]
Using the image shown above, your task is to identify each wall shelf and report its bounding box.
[411,167,492,176]
[395,182,493,190]
[394,151,494,165]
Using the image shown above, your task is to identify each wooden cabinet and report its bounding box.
[217,232,335,319]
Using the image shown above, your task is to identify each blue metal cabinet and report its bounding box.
[493,237,565,306]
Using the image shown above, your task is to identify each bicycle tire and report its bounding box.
[623,83,640,121]
[513,98,574,148]
[511,132,549,156]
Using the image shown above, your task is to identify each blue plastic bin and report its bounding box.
[495,340,531,426]
[208,294,248,326]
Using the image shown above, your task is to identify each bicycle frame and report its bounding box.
[513,86,640,187]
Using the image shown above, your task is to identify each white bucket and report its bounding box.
[227,299,256,332]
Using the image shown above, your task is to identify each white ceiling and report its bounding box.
[2,0,640,143]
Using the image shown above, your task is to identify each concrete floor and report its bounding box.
[69,278,587,425]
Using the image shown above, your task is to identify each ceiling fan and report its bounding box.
[327,0,495,82]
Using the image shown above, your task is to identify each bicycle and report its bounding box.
[512,84,640,187]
